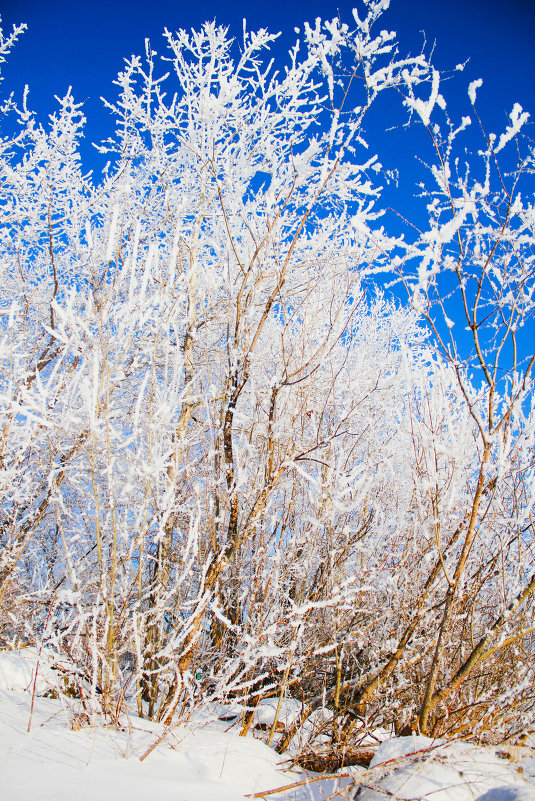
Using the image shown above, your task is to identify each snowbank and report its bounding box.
[0,647,57,694]
[358,734,533,800]
[0,689,298,801]
[476,789,535,801]
[0,651,534,801]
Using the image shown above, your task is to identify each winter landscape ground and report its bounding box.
[2,649,535,801]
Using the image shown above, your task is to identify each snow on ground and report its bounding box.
[359,735,535,801]
[0,646,59,694]
[255,697,304,728]
[1,649,534,801]
[0,651,350,801]
[0,689,304,801]
[476,791,535,801]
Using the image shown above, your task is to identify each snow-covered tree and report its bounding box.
[0,1,533,747]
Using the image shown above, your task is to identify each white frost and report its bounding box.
[468,78,483,105]
[495,103,530,153]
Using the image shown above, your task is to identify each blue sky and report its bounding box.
[1,0,533,201]
[2,0,533,276]
[1,0,533,376]
[1,0,533,153]
[1,0,533,247]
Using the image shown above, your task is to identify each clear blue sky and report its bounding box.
[1,0,533,238]
[2,0,533,146]
[1,0,533,366]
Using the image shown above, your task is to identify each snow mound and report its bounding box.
[523,756,535,779]
[359,734,530,801]
[0,648,56,693]
[255,696,303,727]
[368,734,445,766]
[203,696,304,729]
[1,651,533,801]
[0,688,299,801]
[475,789,535,801]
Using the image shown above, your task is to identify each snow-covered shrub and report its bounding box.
[0,1,533,748]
